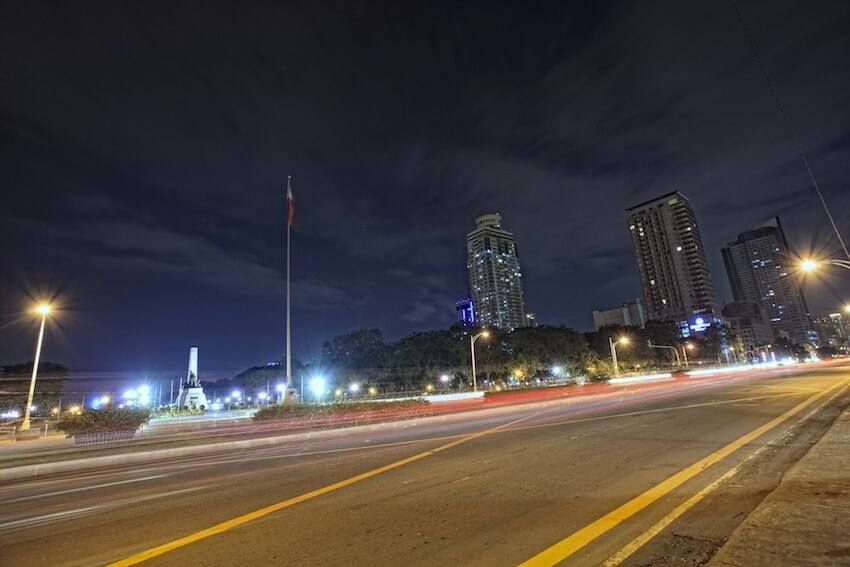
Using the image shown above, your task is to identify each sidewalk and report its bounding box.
[710,408,850,566]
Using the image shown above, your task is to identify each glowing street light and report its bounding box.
[800,258,850,273]
[21,303,51,430]
[608,336,630,378]
[231,390,241,400]
[470,330,490,392]
[309,376,326,400]
[439,374,450,384]
[551,365,563,377]
[349,382,360,393]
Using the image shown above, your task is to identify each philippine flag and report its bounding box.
[287,176,295,226]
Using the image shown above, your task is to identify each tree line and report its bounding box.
[216,321,744,395]
[0,362,68,412]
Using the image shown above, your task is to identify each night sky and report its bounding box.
[2,1,849,374]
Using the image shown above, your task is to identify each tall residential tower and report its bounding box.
[466,213,526,331]
[627,191,719,335]
[721,217,813,344]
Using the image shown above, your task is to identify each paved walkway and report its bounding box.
[710,408,850,566]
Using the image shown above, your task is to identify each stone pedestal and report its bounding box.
[176,387,208,411]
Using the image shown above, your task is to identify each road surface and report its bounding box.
[1,364,848,566]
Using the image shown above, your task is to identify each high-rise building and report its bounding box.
[592,298,647,330]
[721,217,813,345]
[627,191,719,336]
[814,313,850,348]
[466,213,526,331]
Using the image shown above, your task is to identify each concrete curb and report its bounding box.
[709,405,850,566]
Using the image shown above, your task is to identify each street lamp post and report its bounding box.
[741,344,772,363]
[682,343,695,368]
[469,331,490,392]
[608,336,629,378]
[22,304,51,431]
[646,341,681,367]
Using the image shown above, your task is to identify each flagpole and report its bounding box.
[286,176,293,389]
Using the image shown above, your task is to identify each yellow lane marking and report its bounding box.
[107,409,549,566]
[602,378,850,566]
[518,376,849,567]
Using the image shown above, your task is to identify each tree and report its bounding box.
[507,326,594,378]
[321,329,387,376]
[230,360,308,395]
[0,361,68,413]
[701,324,726,362]
[584,325,657,373]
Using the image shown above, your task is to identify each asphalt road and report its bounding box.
[1,364,848,567]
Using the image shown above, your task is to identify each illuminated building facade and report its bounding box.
[455,297,476,329]
[466,213,526,331]
[627,191,719,336]
[721,217,813,344]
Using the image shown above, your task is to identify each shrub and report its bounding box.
[55,408,151,436]
[253,399,429,422]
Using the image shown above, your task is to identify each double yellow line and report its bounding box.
[519,376,849,566]
[110,376,847,566]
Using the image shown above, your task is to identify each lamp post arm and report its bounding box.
[647,341,681,367]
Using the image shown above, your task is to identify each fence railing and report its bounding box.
[0,423,53,441]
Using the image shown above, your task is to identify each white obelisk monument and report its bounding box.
[176,346,208,410]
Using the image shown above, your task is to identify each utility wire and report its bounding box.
[731,0,850,261]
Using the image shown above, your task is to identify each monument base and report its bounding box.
[176,387,208,411]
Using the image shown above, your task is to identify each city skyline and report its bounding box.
[1,2,849,371]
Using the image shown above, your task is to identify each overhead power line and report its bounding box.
[730,0,850,261]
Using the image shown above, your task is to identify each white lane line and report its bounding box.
[0,486,207,532]
[4,473,174,503]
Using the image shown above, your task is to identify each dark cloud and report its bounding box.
[1,0,848,371]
